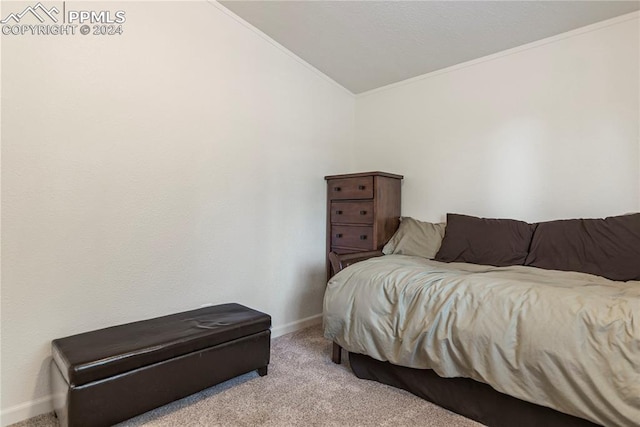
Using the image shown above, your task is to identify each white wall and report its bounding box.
[355,14,640,223]
[1,1,353,423]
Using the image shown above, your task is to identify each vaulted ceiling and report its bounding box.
[220,1,640,94]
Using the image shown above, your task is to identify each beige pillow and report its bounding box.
[383,217,446,259]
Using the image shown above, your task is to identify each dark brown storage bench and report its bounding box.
[51,303,271,427]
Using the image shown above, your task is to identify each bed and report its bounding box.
[323,213,640,427]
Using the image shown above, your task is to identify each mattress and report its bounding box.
[323,255,640,426]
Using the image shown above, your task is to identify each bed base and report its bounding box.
[348,352,600,427]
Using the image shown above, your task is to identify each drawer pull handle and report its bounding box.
[335,233,343,238]
[336,210,343,215]
[358,185,366,190]
[360,210,367,215]
[334,187,342,192]
[360,235,367,240]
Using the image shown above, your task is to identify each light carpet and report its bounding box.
[12,325,482,426]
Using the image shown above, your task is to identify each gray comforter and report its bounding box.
[323,255,640,426]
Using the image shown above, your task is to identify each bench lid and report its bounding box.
[52,303,271,386]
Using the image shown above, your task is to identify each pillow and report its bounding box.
[382,217,446,259]
[435,213,537,267]
[525,213,640,281]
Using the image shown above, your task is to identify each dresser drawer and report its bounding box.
[330,247,363,255]
[327,177,373,200]
[331,226,374,250]
[330,201,374,224]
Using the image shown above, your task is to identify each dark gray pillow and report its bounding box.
[435,213,537,267]
[524,213,640,281]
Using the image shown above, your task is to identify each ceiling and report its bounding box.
[219,1,640,94]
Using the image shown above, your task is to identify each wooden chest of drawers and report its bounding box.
[325,171,403,277]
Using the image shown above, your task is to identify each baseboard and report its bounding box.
[1,394,53,427]
[1,313,323,426]
[271,313,322,338]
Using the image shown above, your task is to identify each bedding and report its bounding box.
[323,255,640,426]
[434,213,537,266]
[525,213,640,282]
[382,217,445,259]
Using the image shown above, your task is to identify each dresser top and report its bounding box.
[324,171,404,180]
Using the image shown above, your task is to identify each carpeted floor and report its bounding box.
[11,325,482,427]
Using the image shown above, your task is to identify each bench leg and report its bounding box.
[257,366,268,376]
[332,342,342,364]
